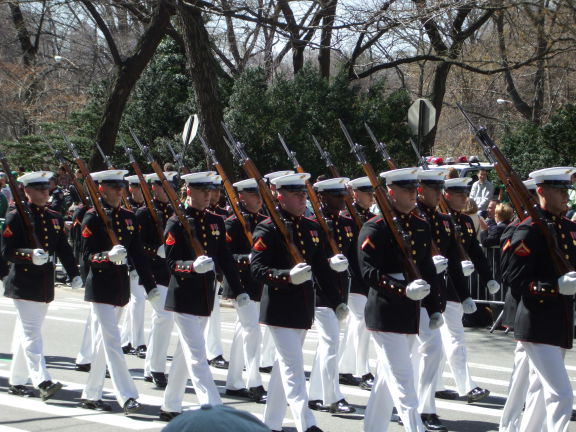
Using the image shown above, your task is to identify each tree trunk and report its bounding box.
[89,0,173,170]
[318,0,337,79]
[176,2,235,178]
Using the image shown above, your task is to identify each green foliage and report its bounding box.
[224,64,414,180]
[501,104,576,179]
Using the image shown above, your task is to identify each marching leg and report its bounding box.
[499,342,530,432]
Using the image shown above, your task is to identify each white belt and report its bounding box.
[386,273,405,281]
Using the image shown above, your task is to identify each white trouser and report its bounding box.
[82,303,138,406]
[75,310,94,365]
[260,325,276,368]
[10,299,51,387]
[120,278,147,348]
[226,300,262,390]
[519,342,571,432]
[264,326,316,432]
[364,331,426,432]
[338,293,370,377]
[414,307,443,414]
[309,307,344,405]
[162,313,221,412]
[144,285,173,376]
[499,342,530,432]
[204,282,223,360]
[438,301,476,395]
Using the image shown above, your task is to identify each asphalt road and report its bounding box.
[0,284,575,432]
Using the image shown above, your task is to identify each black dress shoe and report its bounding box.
[38,380,62,401]
[435,389,459,400]
[122,343,133,354]
[571,409,576,421]
[249,385,268,404]
[305,427,324,432]
[329,398,356,414]
[259,366,273,374]
[466,386,490,403]
[339,373,360,386]
[149,372,167,389]
[159,410,181,422]
[308,399,330,412]
[208,355,229,369]
[123,398,143,415]
[8,385,34,397]
[225,388,251,398]
[421,413,448,431]
[359,373,374,390]
[75,363,91,372]
[79,399,112,411]
[135,345,147,359]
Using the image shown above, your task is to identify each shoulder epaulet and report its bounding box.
[340,214,352,221]
[368,215,383,224]
[225,214,237,222]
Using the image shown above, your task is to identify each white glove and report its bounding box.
[147,287,161,302]
[193,255,214,274]
[329,254,349,273]
[289,263,312,285]
[236,293,250,307]
[487,279,500,295]
[129,269,139,281]
[70,275,83,289]
[31,249,49,266]
[432,255,449,274]
[157,245,166,259]
[108,245,127,263]
[462,297,477,314]
[429,312,444,329]
[461,260,475,277]
[335,303,349,321]
[405,279,431,301]
[558,271,576,295]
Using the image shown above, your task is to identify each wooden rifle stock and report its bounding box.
[339,120,421,281]
[201,136,253,245]
[60,134,119,247]
[129,128,204,257]
[0,152,42,248]
[124,146,165,245]
[278,134,341,256]
[311,135,363,230]
[222,124,304,265]
[457,103,573,275]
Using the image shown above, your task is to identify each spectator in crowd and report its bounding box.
[446,167,459,179]
[469,169,494,217]
[463,198,487,241]
[0,188,7,219]
[57,165,73,189]
[480,203,514,282]
[485,200,499,227]
[567,173,576,218]
[0,172,12,205]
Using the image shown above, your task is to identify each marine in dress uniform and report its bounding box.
[2,171,81,400]
[79,170,156,414]
[204,174,230,369]
[160,171,245,420]
[307,178,354,414]
[223,178,268,403]
[437,178,495,403]
[338,177,376,390]
[251,173,340,432]
[504,167,576,431]
[358,168,438,432]
[120,175,148,357]
[499,179,536,432]
[138,172,176,389]
[414,169,472,431]
[259,170,294,372]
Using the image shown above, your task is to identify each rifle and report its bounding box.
[124,146,165,245]
[46,142,89,207]
[167,142,190,175]
[278,134,340,256]
[199,136,253,245]
[457,102,573,275]
[60,132,119,247]
[0,151,42,248]
[222,123,304,264]
[311,135,363,230]
[129,128,205,257]
[95,142,132,210]
[339,119,421,280]
[364,124,398,171]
